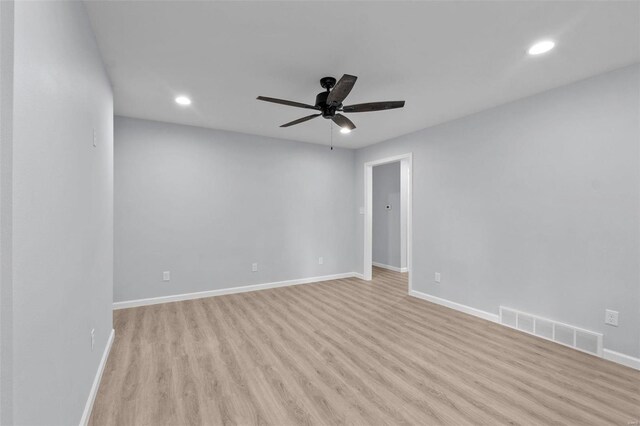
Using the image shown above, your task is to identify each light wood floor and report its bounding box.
[90,268,640,426]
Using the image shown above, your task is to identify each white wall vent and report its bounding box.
[499,306,603,357]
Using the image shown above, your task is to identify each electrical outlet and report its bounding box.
[163,271,170,281]
[252,263,258,272]
[90,328,95,351]
[434,272,441,283]
[318,257,324,265]
[605,309,619,326]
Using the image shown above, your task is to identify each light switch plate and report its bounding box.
[435,272,441,283]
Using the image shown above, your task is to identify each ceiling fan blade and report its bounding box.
[342,101,405,113]
[280,114,322,128]
[331,113,356,130]
[257,96,318,110]
[326,74,358,105]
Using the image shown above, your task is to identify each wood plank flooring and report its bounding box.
[89,268,640,425]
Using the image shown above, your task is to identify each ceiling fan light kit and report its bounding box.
[257,74,405,132]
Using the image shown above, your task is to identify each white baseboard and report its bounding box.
[372,262,408,273]
[603,349,640,370]
[409,290,640,371]
[409,289,500,323]
[80,328,114,426]
[113,272,359,310]
[352,272,365,280]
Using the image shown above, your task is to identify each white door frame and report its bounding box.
[364,153,413,292]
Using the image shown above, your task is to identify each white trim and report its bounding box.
[372,262,408,273]
[352,272,365,280]
[364,153,413,292]
[409,290,499,323]
[400,161,408,272]
[410,290,640,371]
[80,328,114,426]
[603,349,640,371]
[364,164,373,280]
[113,272,359,310]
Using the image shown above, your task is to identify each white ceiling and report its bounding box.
[85,1,639,148]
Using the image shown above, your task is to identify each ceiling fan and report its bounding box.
[257,74,405,131]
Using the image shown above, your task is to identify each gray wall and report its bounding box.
[9,1,114,424]
[372,162,401,268]
[0,1,15,423]
[114,117,355,303]
[355,64,640,358]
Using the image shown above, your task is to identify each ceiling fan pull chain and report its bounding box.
[330,121,333,151]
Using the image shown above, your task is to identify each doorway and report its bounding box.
[363,154,412,292]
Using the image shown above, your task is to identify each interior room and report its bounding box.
[1,1,639,425]
[372,161,408,275]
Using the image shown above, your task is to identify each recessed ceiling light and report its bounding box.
[340,127,351,134]
[528,40,555,55]
[175,96,191,106]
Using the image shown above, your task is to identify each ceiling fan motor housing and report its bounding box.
[315,91,339,118]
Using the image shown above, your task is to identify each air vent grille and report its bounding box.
[499,306,603,357]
